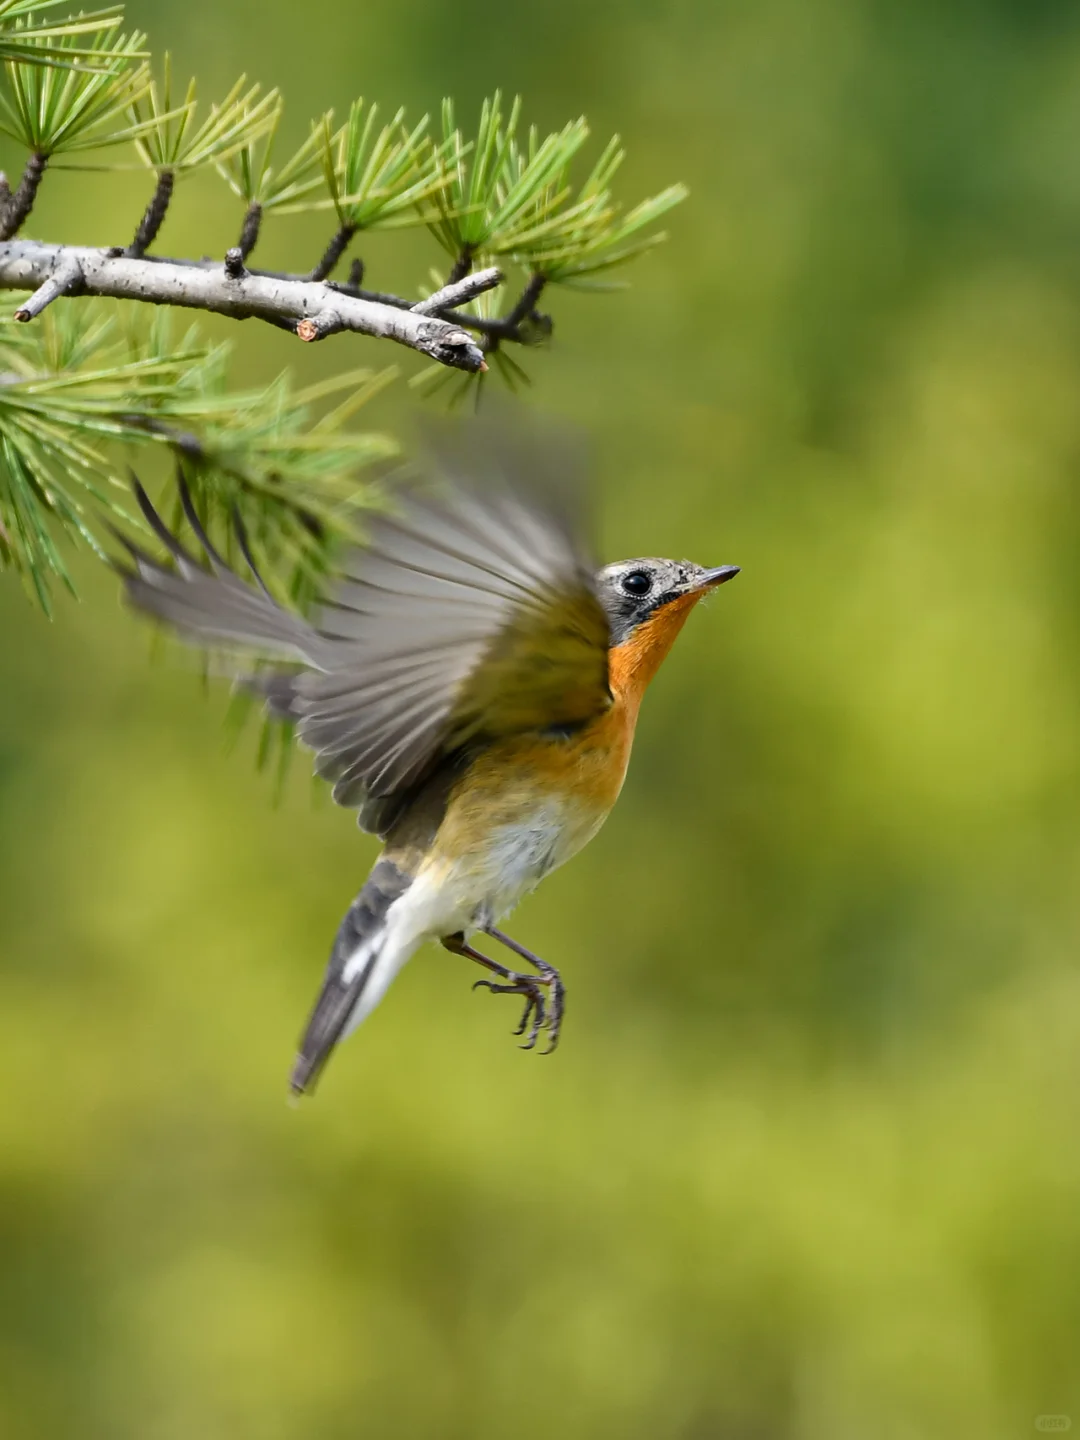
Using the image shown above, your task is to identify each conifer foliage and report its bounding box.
[0,1,685,610]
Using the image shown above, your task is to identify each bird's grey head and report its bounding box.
[596,558,740,646]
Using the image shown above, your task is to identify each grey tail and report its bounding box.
[290,857,413,1097]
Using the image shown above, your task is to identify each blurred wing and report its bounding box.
[114,477,333,667]
[114,431,610,836]
[297,476,611,810]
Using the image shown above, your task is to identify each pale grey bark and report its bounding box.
[0,240,503,372]
[12,255,83,320]
[411,270,502,317]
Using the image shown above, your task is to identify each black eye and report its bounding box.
[621,570,653,597]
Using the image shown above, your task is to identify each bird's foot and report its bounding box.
[485,927,565,1053]
[443,930,565,1053]
[472,967,564,1051]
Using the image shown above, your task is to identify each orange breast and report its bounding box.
[471,589,707,818]
[445,699,636,836]
[607,590,705,717]
[433,591,706,859]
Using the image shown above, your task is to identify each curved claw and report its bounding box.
[513,998,534,1037]
[457,933,565,1055]
[540,975,566,1054]
[471,972,547,1044]
[521,982,547,1049]
[520,1002,544,1050]
[516,984,546,1042]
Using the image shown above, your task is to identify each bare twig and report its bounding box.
[336,270,548,349]
[321,270,542,343]
[410,267,503,316]
[296,312,342,341]
[0,154,47,242]
[0,239,490,371]
[127,170,175,258]
[13,256,84,320]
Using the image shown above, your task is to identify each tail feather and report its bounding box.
[290,857,413,1096]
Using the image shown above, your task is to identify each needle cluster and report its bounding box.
[0,1,686,610]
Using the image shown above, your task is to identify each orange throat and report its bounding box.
[607,590,704,716]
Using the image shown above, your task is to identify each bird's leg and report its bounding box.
[441,932,550,1049]
[484,927,565,1054]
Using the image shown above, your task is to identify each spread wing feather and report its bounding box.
[114,477,329,665]
[295,482,611,805]
[115,431,611,835]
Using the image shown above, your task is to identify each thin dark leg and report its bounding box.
[484,927,565,1054]
[441,933,549,1048]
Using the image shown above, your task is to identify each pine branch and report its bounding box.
[413,269,504,316]
[0,12,688,616]
[302,271,546,345]
[0,239,495,369]
[11,250,80,315]
[0,296,401,610]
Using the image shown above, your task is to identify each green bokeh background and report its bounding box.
[5,0,1080,1435]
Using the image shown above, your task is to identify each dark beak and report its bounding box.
[697,565,740,589]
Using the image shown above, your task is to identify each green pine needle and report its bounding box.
[216,102,328,211]
[428,93,589,259]
[0,18,151,154]
[529,184,689,283]
[0,2,138,70]
[130,59,280,173]
[311,99,446,230]
[0,34,687,592]
[426,93,686,288]
[0,298,398,609]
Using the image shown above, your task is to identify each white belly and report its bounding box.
[399,802,576,943]
[340,800,601,1038]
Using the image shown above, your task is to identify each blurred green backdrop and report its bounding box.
[5,0,1080,1435]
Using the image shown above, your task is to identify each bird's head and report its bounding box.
[598,558,740,643]
[596,557,740,697]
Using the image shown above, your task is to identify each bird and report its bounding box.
[113,429,739,1096]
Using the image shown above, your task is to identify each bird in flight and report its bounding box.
[114,428,739,1095]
